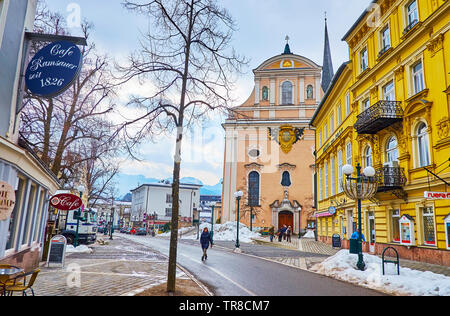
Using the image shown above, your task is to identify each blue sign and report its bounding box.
[328,206,336,215]
[25,41,82,97]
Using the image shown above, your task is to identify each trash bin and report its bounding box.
[349,238,361,254]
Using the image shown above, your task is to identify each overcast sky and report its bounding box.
[44,0,372,187]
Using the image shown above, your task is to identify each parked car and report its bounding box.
[136,228,147,236]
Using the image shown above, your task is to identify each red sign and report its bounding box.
[50,193,83,211]
[424,191,450,200]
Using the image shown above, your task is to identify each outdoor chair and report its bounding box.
[5,269,40,296]
[0,264,24,296]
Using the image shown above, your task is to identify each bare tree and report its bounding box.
[119,0,247,293]
[20,2,123,191]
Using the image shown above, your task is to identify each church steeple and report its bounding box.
[321,14,334,92]
[283,35,292,55]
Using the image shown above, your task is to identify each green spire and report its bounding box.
[283,35,292,54]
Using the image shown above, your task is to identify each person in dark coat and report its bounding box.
[200,227,213,261]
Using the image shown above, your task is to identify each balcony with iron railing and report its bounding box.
[354,100,403,134]
[375,166,407,193]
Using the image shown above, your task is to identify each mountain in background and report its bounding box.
[115,173,222,200]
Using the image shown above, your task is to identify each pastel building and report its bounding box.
[221,29,334,234]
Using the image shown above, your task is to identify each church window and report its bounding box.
[248,171,260,206]
[281,171,291,187]
[281,81,293,105]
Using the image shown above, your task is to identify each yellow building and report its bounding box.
[311,0,450,265]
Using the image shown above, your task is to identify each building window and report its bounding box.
[391,209,400,243]
[6,178,26,250]
[383,80,395,101]
[318,130,322,147]
[307,85,314,99]
[281,171,291,187]
[346,143,352,165]
[422,207,436,246]
[324,123,328,141]
[386,136,399,164]
[337,104,342,125]
[363,146,373,167]
[281,81,293,105]
[330,157,335,197]
[380,25,391,52]
[360,47,368,72]
[319,168,323,201]
[417,122,430,167]
[362,98,370,111]
[338,150,343,193]
[165,208,172,217]
[330,114,334,135]
[345,93,350,116]
[406,0,418,29]
[166,194,173,203]
[411,61,424,94]
[248,171,260,206]
[324,162,328,199]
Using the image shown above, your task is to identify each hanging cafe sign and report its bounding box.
[25,41,83,98]
[49,193,83,211]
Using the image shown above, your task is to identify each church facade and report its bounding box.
[221,38,332,234]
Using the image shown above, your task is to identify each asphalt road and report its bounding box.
[123,235,386,296]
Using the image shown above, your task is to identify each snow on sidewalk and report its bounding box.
[311,250,450,296]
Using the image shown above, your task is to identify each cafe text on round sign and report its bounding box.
[0,181,16,221]
[25,41,83,98]
[50,193,83,211]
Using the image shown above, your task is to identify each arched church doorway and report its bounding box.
[278,211,293,229]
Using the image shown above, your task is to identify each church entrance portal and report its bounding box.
[278,211,293,229]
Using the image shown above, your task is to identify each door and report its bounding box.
[368,211,375,253]
[278,211,293,229]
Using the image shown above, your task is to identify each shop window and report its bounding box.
[391,210,400,243]
[422,207,436,246]
[445,215,450,250]
[6,178,26,250]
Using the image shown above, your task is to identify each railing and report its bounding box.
[354,100,403,134]
[403,19,418,34]
[376,166,407,192]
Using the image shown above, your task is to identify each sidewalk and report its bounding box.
[253,236,450,277]
[27,234,210,296]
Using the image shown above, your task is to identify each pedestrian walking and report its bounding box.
[269,226,275,242]
[200,227,213,261]
[282,224,287,241]
[286,226,292,243]
[277,227,283,242]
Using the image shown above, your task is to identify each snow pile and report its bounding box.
[311,250,450,296]
[180,221,261,243]
[66,245,93,254]
[303,229,315,238]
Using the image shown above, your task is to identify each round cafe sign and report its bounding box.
[0,181,16,221]
[25,41,83,98]
[49,193,83,211]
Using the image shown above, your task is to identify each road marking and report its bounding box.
[178,252,257,296]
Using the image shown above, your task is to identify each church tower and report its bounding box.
[321,16,335,92]
[221,37,324,234]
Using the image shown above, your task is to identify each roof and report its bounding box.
[341,1,377,41]
[310,61,351,126]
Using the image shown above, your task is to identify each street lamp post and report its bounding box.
[73,184,85,248]
[210,203,215,244]
[298,206,302,239]
[342,163,377,271]
[234,191,243,251]
[110,206,115,240]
